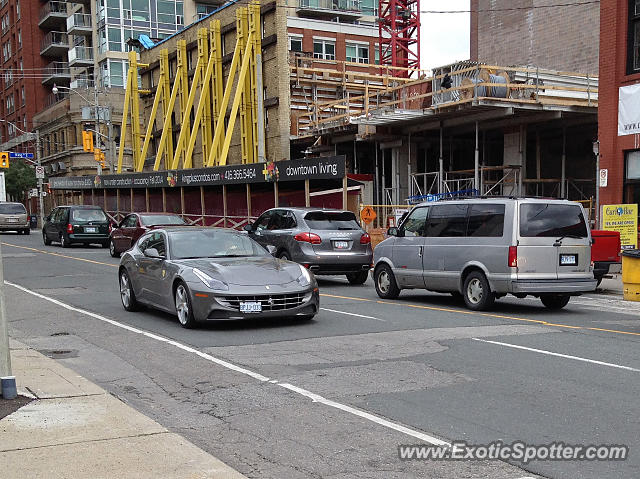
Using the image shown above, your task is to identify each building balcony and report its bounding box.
[66,13,92,35]
[41,32,69,58]
[39,1,68,29]
[296,0,362,20]
[68,45,94,67]
[42,62,71,86]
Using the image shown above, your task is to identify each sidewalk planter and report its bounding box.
[621,249,640,301]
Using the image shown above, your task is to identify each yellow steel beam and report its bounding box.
[129,51,143,171]
[207,34,244,167]
[210,20,224,163]
[178,40,189,168]
[250,2,261,163]
[171,33,206,170]
[219,34,254,166]
[153,70,182,171]
[117,64,133,173]
[160,49,173,169]
[237,9,251,165]
[199,29,212,165]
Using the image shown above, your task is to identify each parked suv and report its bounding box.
[0,202,29,234]
[245,207,373,284]
[43,205,111,248]
[373,197,596,310]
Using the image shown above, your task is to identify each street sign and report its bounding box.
[599,168,608,187]
[360,206,377,224]
[9,152,34,159]
[35,166,45,179]
[28,188,38,198]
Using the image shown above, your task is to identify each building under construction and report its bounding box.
[49,0,599,229]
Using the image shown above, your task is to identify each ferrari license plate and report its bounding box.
[84,227,97,233]
[240,301,262,313]
[333,241,349,249]
[560,254,577,266]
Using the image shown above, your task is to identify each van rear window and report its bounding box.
[0,203,26,214]
[304,211,360,230]
[520,204,587,237]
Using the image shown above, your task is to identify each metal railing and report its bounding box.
[68,45,94,63]
[43,61,70,77]
[41,31,68,52]
[39,1,67,21]
[66,13,92,31]
[298,0,361,12]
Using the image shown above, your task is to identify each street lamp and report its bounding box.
[51,83,113,173]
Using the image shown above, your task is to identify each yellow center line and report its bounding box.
[322,292,640,338]
[1,242,118,268]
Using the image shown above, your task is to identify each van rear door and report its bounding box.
[518,202,590,280]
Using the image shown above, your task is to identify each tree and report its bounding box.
[4,160,36,201]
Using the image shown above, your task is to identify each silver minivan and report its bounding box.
[373,198,596,311]
[0,202,30,234]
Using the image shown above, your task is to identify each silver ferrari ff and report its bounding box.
[118,227,319,328]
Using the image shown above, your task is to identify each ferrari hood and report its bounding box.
[177,256,303,286]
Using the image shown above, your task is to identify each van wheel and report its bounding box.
[541,294,570,310]
[374,264,400,299]
[346,271,369,285]
[43,231,51,245]
[463,271,494,311]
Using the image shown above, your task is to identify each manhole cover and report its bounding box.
[38,349,78,359]
[50,332,70,336]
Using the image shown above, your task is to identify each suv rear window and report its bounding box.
[519,203,588,237]
[71,209,107,222]
[304,211,360,230]
[0,203,26,214]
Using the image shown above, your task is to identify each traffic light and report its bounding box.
[94,148,105,168]
[82,131,94,152]
[0,152,8,168]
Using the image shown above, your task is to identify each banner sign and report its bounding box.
[601,203,638,250]
[50,156,346,190]
[618,83,640,136]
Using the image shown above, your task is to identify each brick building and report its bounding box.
[470,0,600,75]
[598,0,640,207]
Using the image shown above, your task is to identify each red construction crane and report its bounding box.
[378,0,420,77]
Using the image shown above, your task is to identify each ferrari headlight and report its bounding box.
[193,268,228,291]
[297,264,312,286]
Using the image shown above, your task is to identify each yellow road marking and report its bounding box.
[1,242,118,268]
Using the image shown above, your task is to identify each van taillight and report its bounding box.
[67,223,74,233]
[508,246,517,267]
[294,232,321,244]
[360,233,371,244]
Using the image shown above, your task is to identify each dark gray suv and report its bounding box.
[245,207,373,284]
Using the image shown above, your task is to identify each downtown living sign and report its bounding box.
[49,156,346,190]
[601,204,638,250]
[618,83,640,136]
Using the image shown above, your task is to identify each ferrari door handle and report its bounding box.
[418,246,423,258]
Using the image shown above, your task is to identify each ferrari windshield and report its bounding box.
[169,229,269,259]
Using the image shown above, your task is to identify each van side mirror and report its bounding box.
[387,227,399,237]
[265,245,277,256]
[243,223,253,232]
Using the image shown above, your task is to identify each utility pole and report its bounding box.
[0,240,16,399]
[36,129,44,229]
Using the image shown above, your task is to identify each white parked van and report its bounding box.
[373,197,596,311]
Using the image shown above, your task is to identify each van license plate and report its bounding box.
[240,301,262,313]
[7,218,18,223]
[560,254,577,266]
[85,227,97,233]
[334,241,349,249]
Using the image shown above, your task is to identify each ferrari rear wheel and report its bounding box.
[175,282,196,329]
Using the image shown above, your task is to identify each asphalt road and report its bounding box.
[3,231,640,478]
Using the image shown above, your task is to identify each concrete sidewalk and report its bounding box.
[597,273,623,297]
[0,339,247,479]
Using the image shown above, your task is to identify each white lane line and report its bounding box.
[6,280,447,446]
[320,307,386,322]
[472,338,640,373]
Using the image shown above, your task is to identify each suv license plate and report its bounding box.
[85,227,97,233]
[240,301,262,313]
[334,241,349,249]
[560,254,577,266]
[7,218,18,223]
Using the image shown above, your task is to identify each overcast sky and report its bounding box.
[419,0,470,72]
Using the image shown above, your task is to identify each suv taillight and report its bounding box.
[294,232,322,244]
[508,246,517,267]
[360,233,371,244]
[67,223,74,234]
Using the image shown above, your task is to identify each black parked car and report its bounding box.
[43,205,111,248]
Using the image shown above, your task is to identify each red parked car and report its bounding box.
[109,213,186,257]
[591,230,622,286]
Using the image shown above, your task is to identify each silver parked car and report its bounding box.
[373,197,596,311]
[0,202,29,234]
[118,227,319,328]
[245,207,373,284]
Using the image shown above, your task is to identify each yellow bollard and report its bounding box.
[622,250,640,301]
